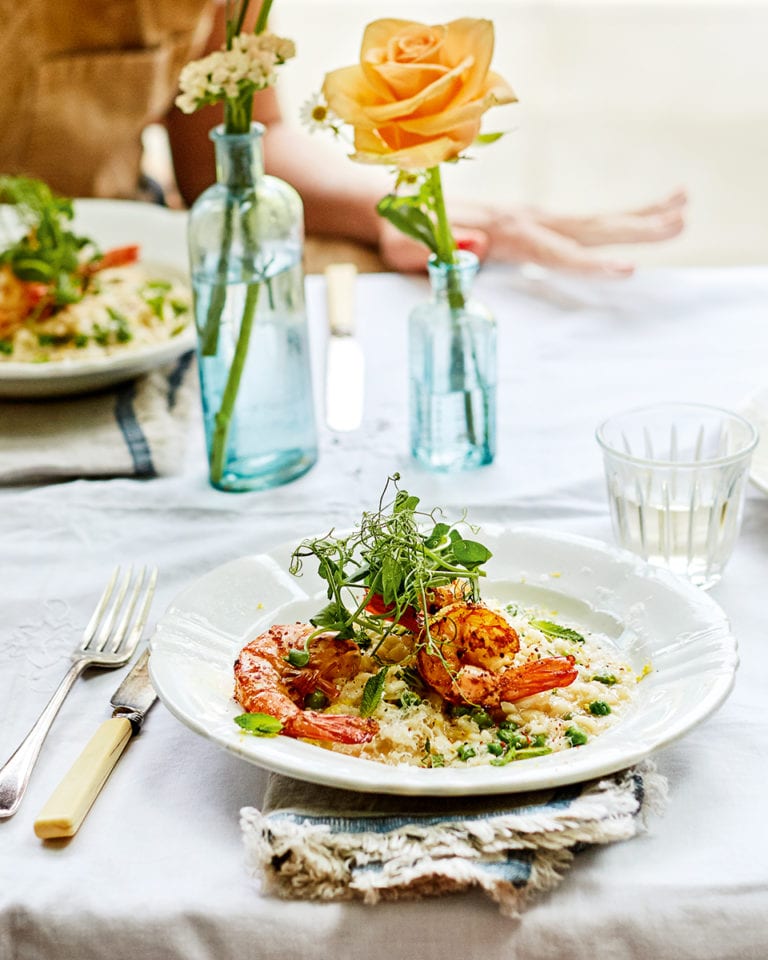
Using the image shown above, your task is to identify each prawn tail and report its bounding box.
[500,656,579,703]
[286,711,379,744]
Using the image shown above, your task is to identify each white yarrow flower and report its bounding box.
[175,30,295,114]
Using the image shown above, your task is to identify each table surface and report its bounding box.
[2,266,768,960]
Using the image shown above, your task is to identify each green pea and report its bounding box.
[589,700,611,716]
[285,648,310,667]
[592,674,618,686]
[566,726,588,747]
[470,707,493,729]
[305,690,328,710]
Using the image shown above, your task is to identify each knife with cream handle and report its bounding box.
[324,262,364,432]
[33,648,156,839]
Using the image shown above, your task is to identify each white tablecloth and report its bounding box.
[2,266,768,959]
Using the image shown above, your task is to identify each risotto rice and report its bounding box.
[326,598,637,768]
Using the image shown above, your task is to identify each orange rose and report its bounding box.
[322,18,516,170]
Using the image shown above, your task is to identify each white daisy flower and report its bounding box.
[299,93,342,134]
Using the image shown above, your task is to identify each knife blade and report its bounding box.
[33,648,157,840]
[324,262,364,432]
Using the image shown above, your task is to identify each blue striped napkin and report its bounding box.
[240,762,666,916]
[0,352,196,483]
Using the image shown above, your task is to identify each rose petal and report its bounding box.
[352,132,465,170]
[360,19,442,62]
[441,19,495,100]
[370,60,449,101]
[354,123,475,167]
[484,70,517,107]
[362,54,474,124]
[322,65,381,126]
[384,24,446,64]
[398,78,516,136]
[360,60,398,99]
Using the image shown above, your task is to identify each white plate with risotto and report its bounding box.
[0,198,194,397]
[149,527,738,796]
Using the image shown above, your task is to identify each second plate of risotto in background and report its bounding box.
[0,195,194,397]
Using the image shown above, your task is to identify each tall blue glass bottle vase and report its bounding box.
[188,123,318,492]
[409,251,496,471]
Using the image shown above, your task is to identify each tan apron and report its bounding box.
[0,0,214,198]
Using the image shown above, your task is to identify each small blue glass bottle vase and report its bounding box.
[409,251,496,471]
[187,123,318,492]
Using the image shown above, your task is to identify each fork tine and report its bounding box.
[126,566,157,657]
[109,566,147,653]
[79,567,120,651]
[107,566,145,654]
[90,567,133,653]
[111,567,157,657]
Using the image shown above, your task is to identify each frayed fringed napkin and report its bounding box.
[241,762,666,917]
[0,351,196,483]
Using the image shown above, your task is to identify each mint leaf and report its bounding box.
[360,666,388,718]
[234,713,283,736]
[529,619,585,643]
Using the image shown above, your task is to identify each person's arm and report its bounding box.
[378,190,687,276]
[262,122,386,246]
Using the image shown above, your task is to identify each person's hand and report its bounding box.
[379,189,687,277]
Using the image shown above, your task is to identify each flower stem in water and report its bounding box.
[209,281,261,484]
[198,193,235,356]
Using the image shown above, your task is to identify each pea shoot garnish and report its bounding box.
[399,690,421,709]
[0,175,99,310]
[289,474,492,647]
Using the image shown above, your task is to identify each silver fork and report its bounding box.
[0,565,157,819]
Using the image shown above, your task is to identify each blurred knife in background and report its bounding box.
[324,263,364,432]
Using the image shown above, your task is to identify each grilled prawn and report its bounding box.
[234,623,378,743]
[417,601,578,708]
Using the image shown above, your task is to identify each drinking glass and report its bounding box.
[596,403,758,588]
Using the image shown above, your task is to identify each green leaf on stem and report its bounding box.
[451,537,493,569]
[475,132,506,145]
[376,195,439,256]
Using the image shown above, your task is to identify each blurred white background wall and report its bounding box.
[271,0,768,266]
